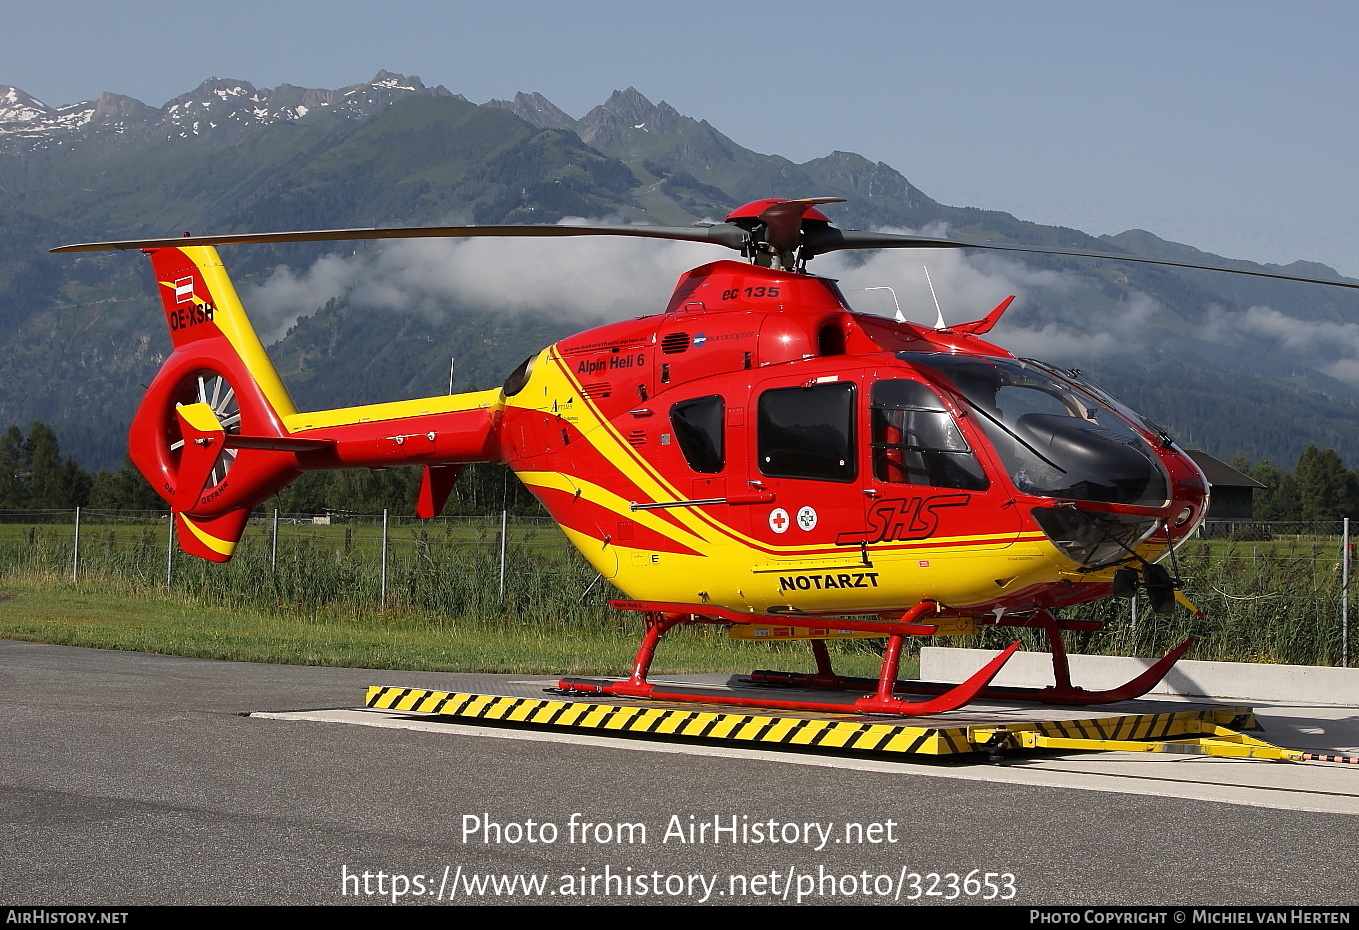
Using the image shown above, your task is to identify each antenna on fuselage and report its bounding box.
[860,286,905,322]
[924,265,946,329]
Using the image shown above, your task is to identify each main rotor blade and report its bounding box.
[52,214,1359,293]
[803,227,1359,291]
[51,222,749,253]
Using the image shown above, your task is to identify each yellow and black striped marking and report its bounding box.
[962,709,1350,761]
[968,707,1255,747]
[365,686,1249,758]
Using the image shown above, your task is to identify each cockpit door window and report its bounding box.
[870,379,988,491]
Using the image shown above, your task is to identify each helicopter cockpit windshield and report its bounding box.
[900,353,1169,509]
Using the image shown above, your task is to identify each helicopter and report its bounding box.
[53,198,1359,716]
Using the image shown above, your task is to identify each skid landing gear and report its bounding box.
[559,601,1025,716]
[558,603,1192,716]
[751,609,1194,706]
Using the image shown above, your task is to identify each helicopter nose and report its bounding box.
[1013,414,1169,506]
[1030,507,1161,570]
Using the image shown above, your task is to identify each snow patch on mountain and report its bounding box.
[0,71,451,151]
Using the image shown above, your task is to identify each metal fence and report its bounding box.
[0,508,601,619]
[0,510,1351,666]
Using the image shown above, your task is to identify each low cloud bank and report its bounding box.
[240,220,1359,386]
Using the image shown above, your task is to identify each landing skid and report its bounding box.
[559,603,1022,716]
[752,613,1195,706]
[557,602,1192,715]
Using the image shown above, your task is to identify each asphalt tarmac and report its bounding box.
[2,639,1356,906]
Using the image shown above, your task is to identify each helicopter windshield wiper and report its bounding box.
[953,394,1069,477]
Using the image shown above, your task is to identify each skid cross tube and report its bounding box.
[557,602,1022,716]
[751,608,1195,706]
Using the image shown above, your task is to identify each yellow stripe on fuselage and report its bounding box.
[516,470,712,551]
[507,347,692,506]
[181,246,299,420]
[282,389,503,433]
[507,348,756,550]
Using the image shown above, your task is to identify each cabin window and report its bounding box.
[870,380,988,490]
[670,395,725,473]
[758,381,856,482]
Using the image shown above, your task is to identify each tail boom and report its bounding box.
[132,245,505,561]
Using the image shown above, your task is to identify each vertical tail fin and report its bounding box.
[148,245,297,418]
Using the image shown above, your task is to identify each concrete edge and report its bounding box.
[920,647,1359,705]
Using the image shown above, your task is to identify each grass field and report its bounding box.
[0,569,898,680]
[0,512,1351,671]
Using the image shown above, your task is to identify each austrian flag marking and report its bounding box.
[174,276,195,304]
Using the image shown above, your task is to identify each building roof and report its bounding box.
[1185,450,1267,489]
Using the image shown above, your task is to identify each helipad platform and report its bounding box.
[365,675,1267,760]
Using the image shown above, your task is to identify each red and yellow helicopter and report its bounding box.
[54,198,1359,716]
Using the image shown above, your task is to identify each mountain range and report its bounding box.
[2,71,1358,471]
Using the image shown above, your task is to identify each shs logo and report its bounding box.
[835,494,970,545]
